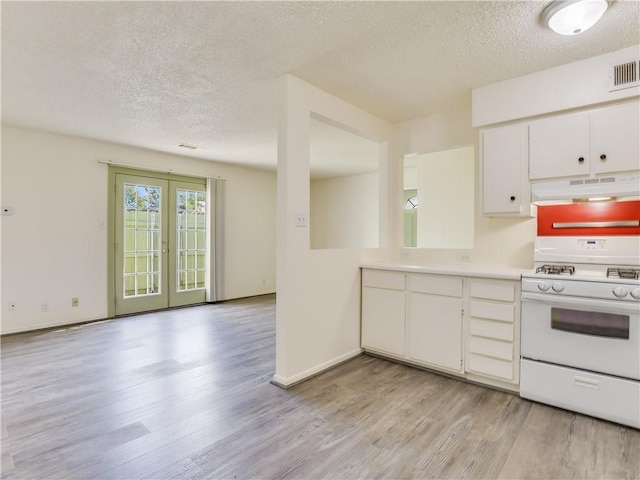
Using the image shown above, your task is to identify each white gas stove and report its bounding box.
[520,235,640,428]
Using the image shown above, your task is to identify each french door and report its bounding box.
[112,170,207,316]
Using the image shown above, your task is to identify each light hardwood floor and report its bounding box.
[2,294,638,479]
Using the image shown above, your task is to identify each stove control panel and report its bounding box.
[523,277,640,302]
[578,239,606,250]
[613,286,629,298]
[537,282,550,292]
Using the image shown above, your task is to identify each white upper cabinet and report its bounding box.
[529,101,640,180]
[481,123,531,216]
[529,111,590,180]
[590,101,640,175]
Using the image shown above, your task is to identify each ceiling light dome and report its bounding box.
[543,0,609,36]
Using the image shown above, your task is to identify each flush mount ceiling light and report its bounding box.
[543,0,608,36]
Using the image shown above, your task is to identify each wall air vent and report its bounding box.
[609,60,639,92]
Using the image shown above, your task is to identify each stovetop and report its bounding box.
[523,261,640,301]
[607,267,640,280]
[533,264,640,280]
[528,236,640,284]
[535,264,576,276]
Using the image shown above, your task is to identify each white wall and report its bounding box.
[473,45,640,127]
[310,171,379,249]
[0,125,276,334]
[415,146,474,249]
[403,164,418,190]
[391,105,537,268]
[274,75,391,386]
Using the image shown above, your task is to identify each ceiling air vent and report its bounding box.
[609,60,639,92]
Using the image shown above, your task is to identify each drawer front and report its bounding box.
[469,336,513,361]
[362,269,405,291]
[409,274,463,297]
[468,353,514,381]
[470,281,515,302]
[470,300,514,323]
[470,318,514,341]
[521,359,640,428]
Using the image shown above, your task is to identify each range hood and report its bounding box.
[531,174,640,204]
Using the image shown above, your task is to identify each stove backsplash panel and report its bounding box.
[537,200,640,236]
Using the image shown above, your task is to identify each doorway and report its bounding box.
[108,167,209,316]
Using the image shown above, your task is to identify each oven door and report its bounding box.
[521,292,640,380]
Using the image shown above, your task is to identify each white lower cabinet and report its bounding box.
[361,269,406,357]
[465,279,520,389]
[407,274,463,373]
[361,268,522,391]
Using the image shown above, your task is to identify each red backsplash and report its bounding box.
[537,200,640,236]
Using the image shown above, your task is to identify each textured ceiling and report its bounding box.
[2,1,639,172]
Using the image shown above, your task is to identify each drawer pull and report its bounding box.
[574,376,600,390]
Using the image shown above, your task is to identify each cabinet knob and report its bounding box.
[578,157,585,163]
[510,196,516,201]
[600,154,607,161]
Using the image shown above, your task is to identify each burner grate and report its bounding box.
[536,264,576,276]
[607,268,640,280]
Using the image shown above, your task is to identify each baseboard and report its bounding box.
[271,348,363,389]
[1,316,110,336]
[2,294,277,336]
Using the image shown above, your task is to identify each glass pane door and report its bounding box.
[115,174,169,315]
[169,181,207,307]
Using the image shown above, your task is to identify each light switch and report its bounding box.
[1,206,14,215]
[294,212,307,227]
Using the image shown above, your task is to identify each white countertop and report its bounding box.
[361,262,530,280]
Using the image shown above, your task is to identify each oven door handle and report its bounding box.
[522,292,639,314]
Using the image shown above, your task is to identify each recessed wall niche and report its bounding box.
[309,113,380,249]
[403,146,475,249]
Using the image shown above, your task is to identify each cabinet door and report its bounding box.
[407,292,462,372]
[482,124,527,215]
[591,101,640,175]
[529,111,590,180]
[362,287,405,356]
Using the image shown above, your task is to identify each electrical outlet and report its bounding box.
[41,303,49,312]
[8,302,16,311]
[71,297,79,307]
